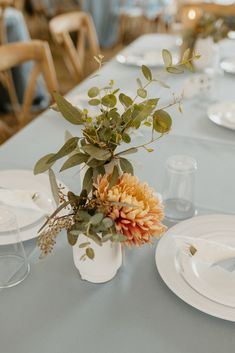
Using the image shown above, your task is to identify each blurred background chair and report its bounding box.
[0,40,58,127]
[49,11,99,82]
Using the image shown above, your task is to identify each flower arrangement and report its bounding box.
[34,50,198,260]
[183,12,230,52]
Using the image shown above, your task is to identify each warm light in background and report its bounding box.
[188,9,196,20]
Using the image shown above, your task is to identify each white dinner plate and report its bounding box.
[156,214,235,321]
[207,102,235,131]
[116,50,179,68]
[0,170,67,244]
[220,58,235,74]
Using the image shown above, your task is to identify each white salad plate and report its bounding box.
[116,35,181,68]
[207,102,235,131]
[0,170,67,244]
[116,50,179,68]
[156,214,235,321]
[220,58,235,74]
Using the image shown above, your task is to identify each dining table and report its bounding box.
[0,33,235,353]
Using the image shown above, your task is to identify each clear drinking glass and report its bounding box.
[0,206,30,288]
[162,155,197,223]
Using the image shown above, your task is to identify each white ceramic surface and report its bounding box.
[156,214,235,321]
[0,170,67,244]
[73,234,122,283]
[207,101,235,131]
[116,50,179,68]
[220,58,235,74]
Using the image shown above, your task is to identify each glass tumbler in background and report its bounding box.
[162,155,197,224]
[0,206,30,288]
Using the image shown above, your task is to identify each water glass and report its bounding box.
[0,206,30,288]
[162,155,197,223]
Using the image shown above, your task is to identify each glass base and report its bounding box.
[0,254,30,288]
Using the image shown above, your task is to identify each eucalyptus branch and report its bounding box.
[116,134,164,157]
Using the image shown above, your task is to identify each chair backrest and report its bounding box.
[49,11,99,82]
[0,40,58,125]
[181,2,235,30]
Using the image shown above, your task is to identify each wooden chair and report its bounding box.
[0,40,58,127]
[49,11,100,82]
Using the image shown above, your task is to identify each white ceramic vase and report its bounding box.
[194,37,219,71]
[73,159,122,283]
[73,234,122,283]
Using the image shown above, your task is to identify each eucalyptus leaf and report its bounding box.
[102,217,113,229]
[117,147,138,156]
[34,153,55,175]
[77,209,91,222]
[122,133,131,143]
[119,158,134,175]
[67,231,79,246]
[119,93,133,108]
[109,165,119,189]
[131,104,155,128]
[182,48,191,62]
[142,65,152,81]
[162,49,173,67]
[49,137,79,164]
[82,145,111,161]
[88,87,99,98]
[48,168,60,206]
[89,98,100,106]
[137,88,147,99]
[54,93,83,125]
[153,110,172,133]
[101,94,117,108]
[60,153,89,172]
[86,247,95,260]
[166,66,184,74]
[79,242,90,248]
[82,167,93,193]
[87,158,105,168]
[90,213,104,225]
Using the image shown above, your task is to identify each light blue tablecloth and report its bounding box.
[0,8,49,113]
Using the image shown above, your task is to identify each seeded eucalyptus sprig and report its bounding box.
[34,49,198,195]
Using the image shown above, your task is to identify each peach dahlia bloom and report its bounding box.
[95,173,166,246]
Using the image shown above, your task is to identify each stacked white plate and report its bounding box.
[156,214,235,321]
[0,170,66,244]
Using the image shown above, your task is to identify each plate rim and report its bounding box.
[156,214,235,321]
[0,169,68,245]
[207,102,235,131]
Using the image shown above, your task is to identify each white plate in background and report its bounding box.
[220,58,235,74]
[207,102,235,131]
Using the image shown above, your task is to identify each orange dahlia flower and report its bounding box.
[95,173,166,246]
